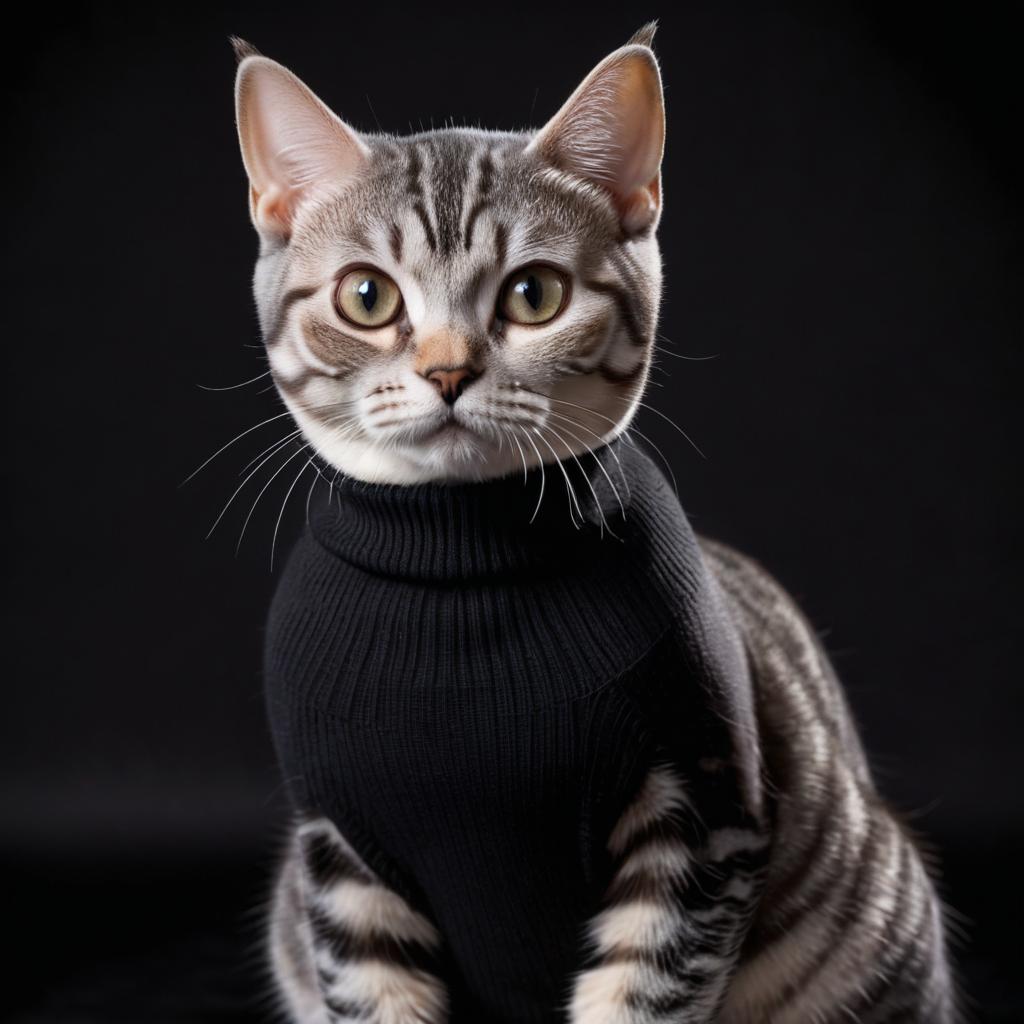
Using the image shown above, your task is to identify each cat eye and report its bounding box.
[334,268,403,328]
[498,265,569,326]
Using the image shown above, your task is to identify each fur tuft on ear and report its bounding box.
[525,37,665,236]
[234,54,370,241]
[626,21,658,49]
[229,36,261,63]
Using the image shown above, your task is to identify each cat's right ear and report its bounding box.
[525,26,665,236]
[232,40,370,240]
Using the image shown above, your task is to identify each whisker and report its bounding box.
[197,370,272,392]
[623,425,679,498]
[524,391,621,430]
[515,426,547,524]
[304,466,320,524]
[654,338,719,362]
[545,409,628,516]
[242,406,358,477]
[538,421,618,539]
[536,392,679,498]
[239,427,305,476]
[542,416,626,527]
[531,426,582,529]
[632,400,707,460]
[182,409,296,486]
[236,443,311,555]
[206,436,303,540]
[182,399,352,486]
[271,457,316,571]
[532,394,632,500]
[508,428,529,483]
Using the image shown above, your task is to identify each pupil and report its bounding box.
[358,278,378,312]
[518,274,542,311]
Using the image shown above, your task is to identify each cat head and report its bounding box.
[233,25,665,484]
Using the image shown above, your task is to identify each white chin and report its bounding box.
[304,419,525,485]
[415,425,491,477]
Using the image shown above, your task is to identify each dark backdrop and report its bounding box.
[3,2,1020,1021]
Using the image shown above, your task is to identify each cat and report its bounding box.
[229,24,958,1024]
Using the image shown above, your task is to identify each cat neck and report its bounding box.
[308,438,647,582]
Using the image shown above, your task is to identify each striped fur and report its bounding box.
[270,817,448,1024]
[237,28,956,1024]
[254,127,658,487]
[268,540,956,1021]
[234,35,662,487]
[705,541,957,1024]
[569,765,768,1023]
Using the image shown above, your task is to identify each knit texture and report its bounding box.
[264,438,758,1021]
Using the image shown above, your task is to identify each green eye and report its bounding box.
[334,268,403,328]
[499,265,569,325]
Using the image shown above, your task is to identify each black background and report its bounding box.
[3,2,1020,1021]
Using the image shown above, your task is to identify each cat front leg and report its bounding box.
[569,765,767,1024]
[269,816,449,1024]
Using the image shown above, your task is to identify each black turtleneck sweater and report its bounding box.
[264,439,760,1022]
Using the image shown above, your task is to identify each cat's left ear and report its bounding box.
[232,38,371,240]
[526,23,665,236]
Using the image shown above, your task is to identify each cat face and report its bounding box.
[234,26,664,484]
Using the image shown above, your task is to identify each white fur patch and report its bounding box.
[590,899,688,955]
[325,960,448,1024]
[316,878,441,947]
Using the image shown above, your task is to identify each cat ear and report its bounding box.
[233,40,371,240]
[526,25,665,235]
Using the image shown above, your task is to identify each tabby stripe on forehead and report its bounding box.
[494,221,508,267]
[413,202,437,252]
[463,148,495,251]
[389,221,403,264]
[429,140,469,257]
[406,145,438,252]
[405,144,424,198]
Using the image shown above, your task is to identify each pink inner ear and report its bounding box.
[236,56,371,238]
[620,180,661,236]
[527,46,665,234]
[251,184,293,238]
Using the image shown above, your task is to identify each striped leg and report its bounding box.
[269,816,449,1024]
[569,765,767,1024]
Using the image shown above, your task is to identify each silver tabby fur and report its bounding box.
[229,23,958,1024]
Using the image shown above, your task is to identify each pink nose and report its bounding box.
[426,366,477,405]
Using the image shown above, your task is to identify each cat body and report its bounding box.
[227,25,956,1023]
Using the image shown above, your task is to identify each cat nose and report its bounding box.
[424,366,478,405]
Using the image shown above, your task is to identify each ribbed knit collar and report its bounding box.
[309,439,637,581]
